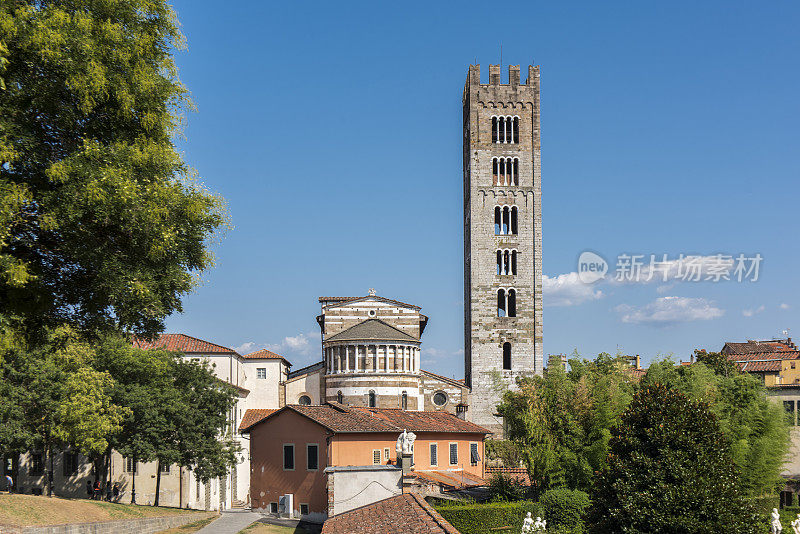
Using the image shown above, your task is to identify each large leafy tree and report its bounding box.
[0,0,226,338]
[498,353,637,494]
[641,358,789,497]
[587,384,761,534]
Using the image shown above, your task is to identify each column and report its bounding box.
[345,346,349,373]
[355,345,359,373]
[383,345,388,372]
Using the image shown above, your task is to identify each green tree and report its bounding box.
[498,353,637,495]
[587,384,761,534]
[0,0,226,338]
[641,358,789,497]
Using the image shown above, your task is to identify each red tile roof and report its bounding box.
[240,403,490,435]
[238,409,278,432]
[321,493,460,534]
[722,339,800,374]
[242,348,291,366]
[421,370,468,389]
[133,333,237,354]
[486,467,531,486]
[411,469,486,489]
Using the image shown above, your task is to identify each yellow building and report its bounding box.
[722,338,800,386]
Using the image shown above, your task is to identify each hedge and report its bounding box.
[435,501,543,534]
[540,489,590,533]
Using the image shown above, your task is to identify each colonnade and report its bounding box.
[325,344,420,374]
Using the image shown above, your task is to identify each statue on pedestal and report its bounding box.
[772,508,783,534]
[395,429,416,456]
[533,516,547,531]
[790,512,800,534]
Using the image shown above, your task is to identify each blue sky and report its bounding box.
[165,0,800,379]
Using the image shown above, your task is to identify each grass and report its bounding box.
[0,493,209,527]
[238,521,311,534]
[157,515,219,533]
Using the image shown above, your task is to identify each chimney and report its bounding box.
[456,403,468,420]
[635,355,641,369]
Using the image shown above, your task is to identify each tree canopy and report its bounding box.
[587,384,761,534]
[0,0,226,338]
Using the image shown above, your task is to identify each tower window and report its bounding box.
[337,391,343,404]
[498,288,517,318]
[503,342,512,370]
[368,390,376,408]
[492,157,519,186]
[494,206,518,235]
[492,116,520,144]
[401,391,408,410]
[496,249,518,275]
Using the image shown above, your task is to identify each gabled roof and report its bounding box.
[320,493,460,534]
[242,348,292,366]
[421,369,468,389]
[722,339,800,374]
[239,402,490,435]
[288,360,324,380]
[133,333,237,355]
[320,294,421,311]
[238,409,278,432]
[326,319,418,343]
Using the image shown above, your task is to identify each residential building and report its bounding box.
[240,402,490,520]
[722,338,800,386]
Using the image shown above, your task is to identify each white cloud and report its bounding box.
[236,331,321,358]
[781,303,791,310]
[742,305,766,317]
[656,283,675,294]
[543,272,604,307]
[615,296,724,326]
[422,347,463,364]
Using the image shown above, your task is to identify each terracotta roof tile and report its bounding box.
[241,403,490,435]
[412,470,486,489]
[242,348,292,366]
[326,319,418,343]
[238,409,278,432]
[133,334,237,354]
[737,360,782,372]
[723,340,798,355]
[321,493,460,534]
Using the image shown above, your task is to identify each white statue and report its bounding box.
[791,513,800,534]
[772,508,783,534]
[533,516,547,531]
[521,512,534,533]
[395,429,416,455]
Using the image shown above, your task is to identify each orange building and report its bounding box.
[240,402,490,519]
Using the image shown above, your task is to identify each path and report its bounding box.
[195,509,262,534]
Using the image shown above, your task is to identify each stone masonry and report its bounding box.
[463,64,543,436]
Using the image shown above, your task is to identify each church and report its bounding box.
[7,63,543,511]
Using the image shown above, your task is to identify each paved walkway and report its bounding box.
[195,510,262,534]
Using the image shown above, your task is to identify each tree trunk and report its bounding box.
[154,460,161,507]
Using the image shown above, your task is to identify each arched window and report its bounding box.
[298,395,311,406]
[492,116,520,144]
[401,391,408,410]
[368,390,376,408]
[494,206,501,235]
[497,289,506,317]
[496,250,518,276]
[337,391,343,404]
[503,342,512,370]
[510,206,518,234]
[492,157,520,186]
[498,288,517,317]
[494,206,518,236]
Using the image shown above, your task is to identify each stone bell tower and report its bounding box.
[463,64,543,435]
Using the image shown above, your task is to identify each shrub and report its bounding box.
[435,500,542,534]
[540,488,590,533]
[487,472,527,502]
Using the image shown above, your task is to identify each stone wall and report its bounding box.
[0,512,214,534]
[324,465,402,517]
[463,64,543,436]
